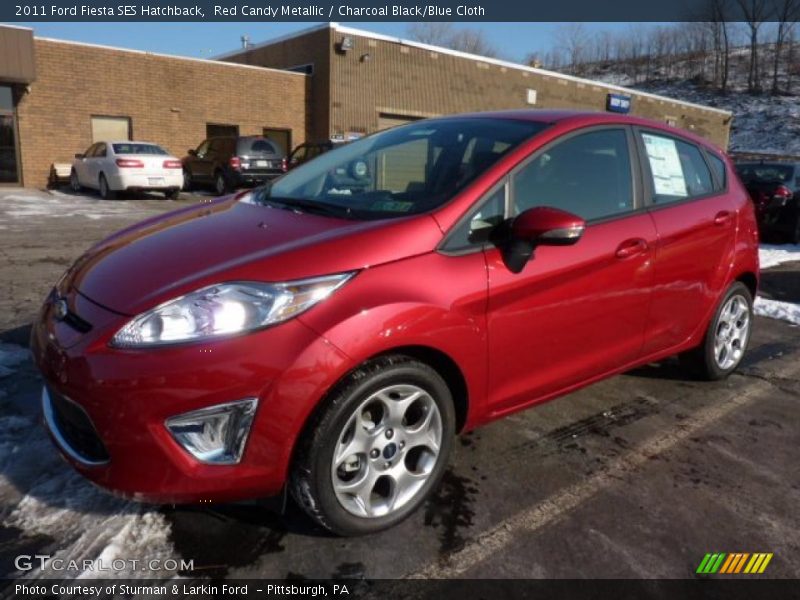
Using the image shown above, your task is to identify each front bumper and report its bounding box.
[32,289,352,504]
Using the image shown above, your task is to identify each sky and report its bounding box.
[11,21,642,64]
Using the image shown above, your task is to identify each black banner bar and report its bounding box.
[3,0,800,22]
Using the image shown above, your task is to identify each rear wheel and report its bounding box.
[214,171,228,196]
[98,174,116,200]
[791,214,800,245]
[70,169,81,193]
[680,282,753,380]
[182,169,193,192]
[290,355,455,536]
[164,189,180,200]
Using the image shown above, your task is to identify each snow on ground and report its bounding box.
[0,190,157,230]
[754,297,800,326]
[0,343,28,380]
[759,244,800,269]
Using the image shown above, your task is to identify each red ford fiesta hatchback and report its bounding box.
[32,111,759,535]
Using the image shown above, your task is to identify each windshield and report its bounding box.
[736,163,794,184]
[113,143,168,155]
[248,118,547,220]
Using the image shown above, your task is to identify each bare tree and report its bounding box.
[554,23,589,75]
[771,0,800,93]
[406,23,455,46]
[737,0,771,92]
[406,23,498,58]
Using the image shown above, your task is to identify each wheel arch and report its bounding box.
[735,270,758,299]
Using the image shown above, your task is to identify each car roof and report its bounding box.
[441,109,724,153]
[103,140,164,146]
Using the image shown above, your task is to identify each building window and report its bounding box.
[206,123,239,138]
[263,128,292,155]
[91,116,131,142]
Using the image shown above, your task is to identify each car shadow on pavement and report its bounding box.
[759,268,800,303]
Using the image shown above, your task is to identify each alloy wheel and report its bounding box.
[330,384,443,519]
[713,294,750,370]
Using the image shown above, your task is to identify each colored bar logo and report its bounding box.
[696,553,773,574]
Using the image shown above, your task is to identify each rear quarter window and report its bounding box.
[706,152,727,190]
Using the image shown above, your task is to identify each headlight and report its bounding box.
[166,398,257,464]
[110,272,354,347]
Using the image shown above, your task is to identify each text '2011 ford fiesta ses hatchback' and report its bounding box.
[32,111,759,535]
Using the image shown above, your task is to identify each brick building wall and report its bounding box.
[16,38,310,187]
[327,30,732,148]
[221,26,333,142]
[221,24,732,149]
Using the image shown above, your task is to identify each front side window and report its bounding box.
[640,132,714,204]
[512,128,634,221]
[252,118,546,220]
[195,140,210,158]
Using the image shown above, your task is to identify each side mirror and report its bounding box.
[511,206,585,246]
[502,207,585,274]
[187,149,197,157]
[74,153,84,159]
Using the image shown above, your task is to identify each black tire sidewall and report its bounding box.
[215,171,227,196]
[99,175,110,199]
[702,282,753,380]
[295,359,455,536]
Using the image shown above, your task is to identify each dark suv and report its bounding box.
[735,161,800,244]
[183,136,286,195]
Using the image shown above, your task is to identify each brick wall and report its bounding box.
[16,39,310,187]
[328,33,732,148]
[222,27,332,142]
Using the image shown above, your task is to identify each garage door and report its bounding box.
[91,116,131,142]
[377,113,423,131]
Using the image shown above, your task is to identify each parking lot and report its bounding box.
[1,187,799,581]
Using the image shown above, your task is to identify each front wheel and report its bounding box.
[290,356,455,536]
[680,282,753,380]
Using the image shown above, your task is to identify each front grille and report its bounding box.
[43,387,109,464]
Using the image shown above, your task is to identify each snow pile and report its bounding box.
[0,191,155,230]
[759,244,800,269]
[754,297,800,326]
[0,343,28,379]
[0,409,177,580]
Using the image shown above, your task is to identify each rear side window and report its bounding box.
[512,128,634,221]
[706,152,727,190]
[640,132,714,204]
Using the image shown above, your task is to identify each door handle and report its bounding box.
[714,211,733,226]
[615,238,649,259]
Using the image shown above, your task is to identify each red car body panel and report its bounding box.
[31,111,759,503]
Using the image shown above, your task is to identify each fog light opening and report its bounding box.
[165,398,258,465]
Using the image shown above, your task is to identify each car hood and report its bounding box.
[66,196,443,316]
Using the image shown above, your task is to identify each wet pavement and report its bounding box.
[1,188,798,580]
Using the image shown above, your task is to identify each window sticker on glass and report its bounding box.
[642,134,688,198]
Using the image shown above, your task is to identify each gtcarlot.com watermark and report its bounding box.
[14,554,194,573]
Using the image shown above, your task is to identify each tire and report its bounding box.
[214,171,228,196]
[182,169,193,192]
[680,282,753,381]
[791,214,800,245]
[290,355,456,536]
[164,189,180,200]
[98,174,116,200]
[70,169,81,193]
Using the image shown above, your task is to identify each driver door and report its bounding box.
[484,126,658,414]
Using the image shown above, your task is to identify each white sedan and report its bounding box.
[70,141,184,200]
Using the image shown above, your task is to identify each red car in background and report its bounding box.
[32,111,758,536]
